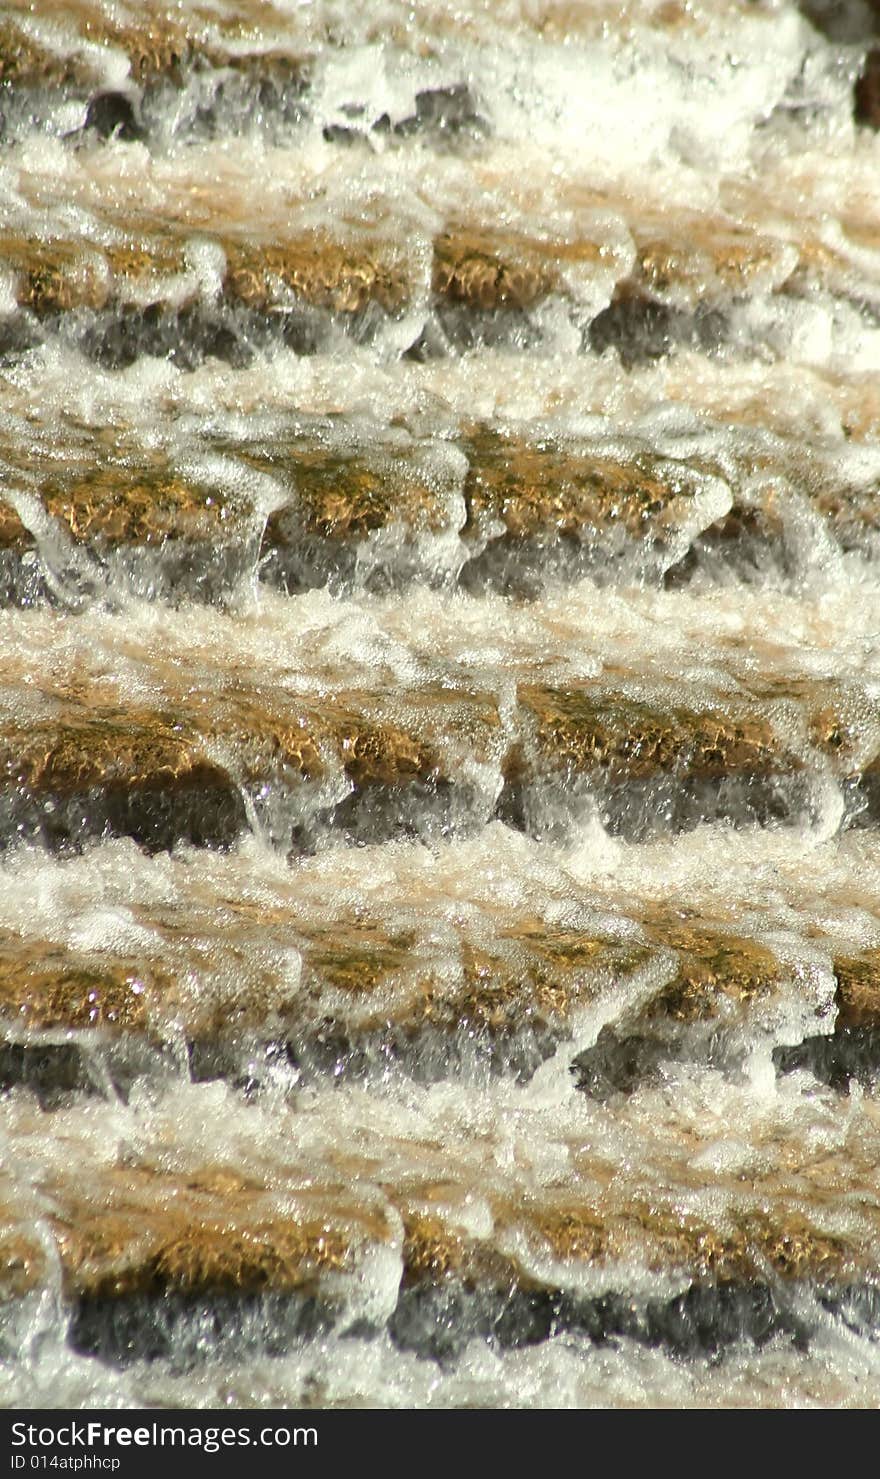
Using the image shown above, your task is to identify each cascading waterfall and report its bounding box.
[1,0,880,1409]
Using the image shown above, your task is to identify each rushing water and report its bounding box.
[2,0,880,1409]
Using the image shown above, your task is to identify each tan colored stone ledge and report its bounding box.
[433,227,603,313]
[1,1158,862,1310]
[0,906,644,1048]
[639,917,785,1024]
[0,895,823,1068]
[834,950,880,1030]
[0,932,165,1034]
[513,1199,851,1287]
[5,423,703,561]
[2,419,873,578]
[0,17,97,89]
[223,236,409,317]
[0,4,309,89]
[462,427,713,544]
[0,225,608,321]
[514,683,795,784]
[42,1162,375,1302]
[633,218,795,305]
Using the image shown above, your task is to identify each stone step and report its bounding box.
[0,227,414,364]
[665,434,880,581]
[0,1153,391,1363]
[0,223,872,372]
[574,908,880,1099]
[0,426,266,605]
[0,153,876,369]
[1,0,829,157]
[2,411,878,606]
[0,674,505,853]
[0,415,728,601]
[0,645,872,855]
[1,834,876,1100]
[776,947,880,1088]
[0,9,310,147]
[0,4,492,148]
[249,421,732,595]
[3,1074,879,1364]
[0,907,652,1097]
[503,681,813,841]
[0,219,622,364]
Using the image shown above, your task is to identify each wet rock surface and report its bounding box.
[2,0,880,1413]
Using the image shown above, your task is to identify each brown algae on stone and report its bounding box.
[259,442,450,545]
[0,708,215,795]
[833,950,880,1029]
[0,236,109,317]
[223,235,409,316]
[45,1162,363,1300]
[640,920,784,1023]
[515,683,791,783]
[0,931,166,1033]
[432,227,602,312]
[463,428,704,544]
[38,462,244,548]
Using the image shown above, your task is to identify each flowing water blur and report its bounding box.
[2,0,880,1408]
